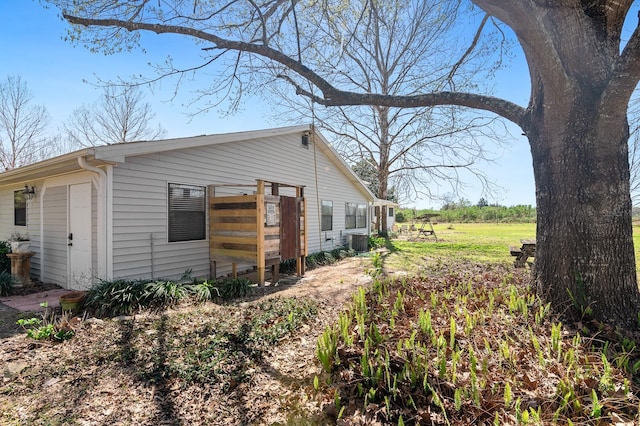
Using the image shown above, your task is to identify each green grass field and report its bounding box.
[387,222,640,272]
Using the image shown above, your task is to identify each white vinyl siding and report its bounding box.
[0,185,42,278]
[91,183,98,276]
[110,132,371,281]
[0,190,10,237]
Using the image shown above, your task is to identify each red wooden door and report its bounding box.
[280,196,299,260]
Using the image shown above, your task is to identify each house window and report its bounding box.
[321,200,333,231]
[346,203,367,229]
[345,203,357,229]
[388,207,394,217]
[356,204,367,228]
[14,190,26,226]
[168,183,206,242]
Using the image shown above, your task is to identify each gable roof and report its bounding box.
[0,125,375,201]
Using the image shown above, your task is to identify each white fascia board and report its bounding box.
[0,149,100,186]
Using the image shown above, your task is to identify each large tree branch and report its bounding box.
[285,77,526,126]
[389,162,474,175]
[475,1,607,89]
[64,14,528,127]
[608,19,640,104]
[603,0,634,41]
[446,13,489,87]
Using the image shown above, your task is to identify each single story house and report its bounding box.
[0,125,375,290]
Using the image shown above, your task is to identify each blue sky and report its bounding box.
[0,1,537,208]
[0,1,271,136]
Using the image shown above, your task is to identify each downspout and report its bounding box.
[78,155,107,180]
[77,156,108,280]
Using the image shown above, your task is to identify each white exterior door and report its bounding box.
[69,183,92,289]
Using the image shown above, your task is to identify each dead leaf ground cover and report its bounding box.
[0,255,374,425]
[316,261,640,424]
[1,224,639,425]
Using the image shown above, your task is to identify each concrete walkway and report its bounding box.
[0,289,73,312]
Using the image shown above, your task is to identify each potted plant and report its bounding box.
[59,291,87,313]
[9,232,31,254]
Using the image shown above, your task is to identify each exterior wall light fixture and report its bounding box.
[22,185,36,200]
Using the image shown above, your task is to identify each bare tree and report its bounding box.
[63,85,166,148]
[46,0,640,328]
[269,1,508,234]
[0,75,53,170]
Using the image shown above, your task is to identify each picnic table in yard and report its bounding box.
[510,239,536,268]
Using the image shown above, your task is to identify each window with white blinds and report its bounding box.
[168,183,206,242]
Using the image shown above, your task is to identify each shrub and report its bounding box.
[145,280,189,308]
[278,258,297,274]
[215,277,252,300]
[85,271,255,316]
[0,271,15,296]
[368,235,387,250]
[16,304,75,341]
[306,255,318,269]
[312,251,335,266]
[188,280,220,302]
[84,278,152,317]
[329,247,353,260]
[16,317,74,341]
[397,205,536,224]
[85,276,201,316]
[0,241,10,274]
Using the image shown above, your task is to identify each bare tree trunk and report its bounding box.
[381,206,388,236]
[378,108,391,237]
[377,167,389,236]
[527,87,640,328]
